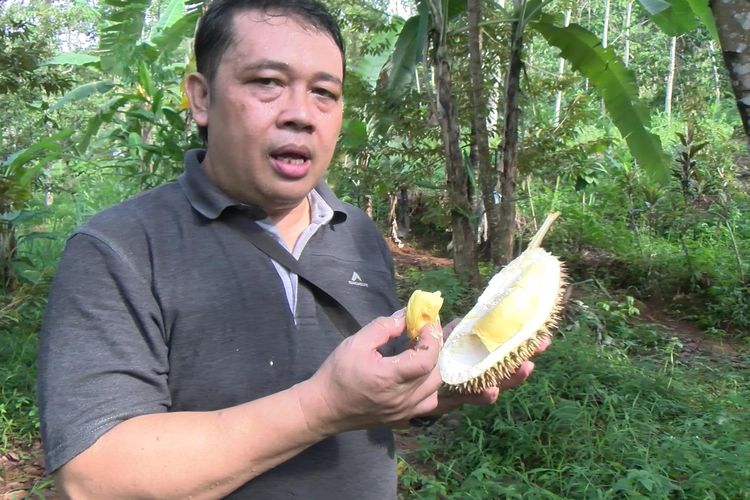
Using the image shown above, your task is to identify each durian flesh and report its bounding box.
[438,214,565,394]
[406,290,444,340]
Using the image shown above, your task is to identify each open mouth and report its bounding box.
[272,154,308,165]
[270,146,312,179]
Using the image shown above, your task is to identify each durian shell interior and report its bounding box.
[438,247,564,393]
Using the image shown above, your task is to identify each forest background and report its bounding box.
[1,0,749,497]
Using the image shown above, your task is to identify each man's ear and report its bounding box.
[185,72,210,128]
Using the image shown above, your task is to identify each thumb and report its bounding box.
[354,309,406,352]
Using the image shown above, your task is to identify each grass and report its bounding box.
[397,293,750,499]
[0,287,44,451]
[5,272,749,498]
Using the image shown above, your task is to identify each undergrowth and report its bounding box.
[0,286,44,451]
[398,291,750,499]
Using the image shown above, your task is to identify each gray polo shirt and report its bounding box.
[38,149,403,498]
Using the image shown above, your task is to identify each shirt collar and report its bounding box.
[307,188,335,226]
[178,149,347,223]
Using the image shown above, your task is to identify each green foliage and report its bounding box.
[43,0,205,187]
[533,17,670,182]
[638,0,699,35]
[399,298,750,497]
[1,130,74,212]
[385,3,429,99]
[49,81,115,112]
[0,286,45,448]
[1,0,204,293]
[515,102,750,338]
[382,0,469,102]
[98,0,150,76]
[636,0,718,40]
[0,20,72,96]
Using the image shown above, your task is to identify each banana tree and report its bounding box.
[386,0,480,283]
[386,0,677,267]
[1,0,202,290]
[0,130,74,289]
[428,0,480,283]
[41,0,204,186]
[468,0,503,269]
[0,6,75,290]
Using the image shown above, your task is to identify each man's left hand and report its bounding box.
[427,319,552,416]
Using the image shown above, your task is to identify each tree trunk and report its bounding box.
[600,0,611,113]
[0,223,17,291]
[428,3,479,284]
[468,0,502,269]
[624,1,633,67]
[711,0,750,145]
[709,41,723,106]
[665,36,677,120]
[387,193,403,248]
[601,0,611,49]
[364,195,373,219]
[553,9,572,127]
[497,18,524,265]
[397,187,410,239]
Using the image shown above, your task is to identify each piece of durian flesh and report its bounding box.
[438,212,565,394]
[406,289,444,340]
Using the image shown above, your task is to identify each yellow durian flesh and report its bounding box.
[438,213,565,394]
[472,261,547,352]
[406,290,444,340]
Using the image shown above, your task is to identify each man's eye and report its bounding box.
[251,78,281,87]
[314,88,339,100]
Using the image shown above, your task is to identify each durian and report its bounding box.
[438,212,566,393]
[406,290,444,340]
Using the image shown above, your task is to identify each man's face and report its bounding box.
[191,10,344,215]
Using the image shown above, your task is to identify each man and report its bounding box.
[37,0,546,497]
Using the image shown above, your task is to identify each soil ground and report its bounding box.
[2,242,746,499]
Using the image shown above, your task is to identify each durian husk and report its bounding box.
[438,213,566,394]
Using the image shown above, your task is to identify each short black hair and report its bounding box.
[193,0,346,142]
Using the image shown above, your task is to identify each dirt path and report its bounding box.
[640,303,744,355]
[1,440,55,499]
[388,240,453,271]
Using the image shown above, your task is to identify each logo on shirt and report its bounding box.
[348,271,369,287]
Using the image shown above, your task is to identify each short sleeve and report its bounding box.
[37,232,171,472]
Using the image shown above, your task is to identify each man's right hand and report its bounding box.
[295,310,442,436]
[55,312,438,499]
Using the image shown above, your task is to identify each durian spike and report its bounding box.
[527,212,560,250]
[437,211,566,393]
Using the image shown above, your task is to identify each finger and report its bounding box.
[479,387,500,404]
[437,386,499,412]
[535,335,552,354]
[498,360,535,391]
[418,321,443,343]
[411,383,440,416]
[453,387,500,406]
[356,310,407,354]
[407,366,443,406]
[388,326,441,382]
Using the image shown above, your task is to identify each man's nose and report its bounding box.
[277,86,314,132]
